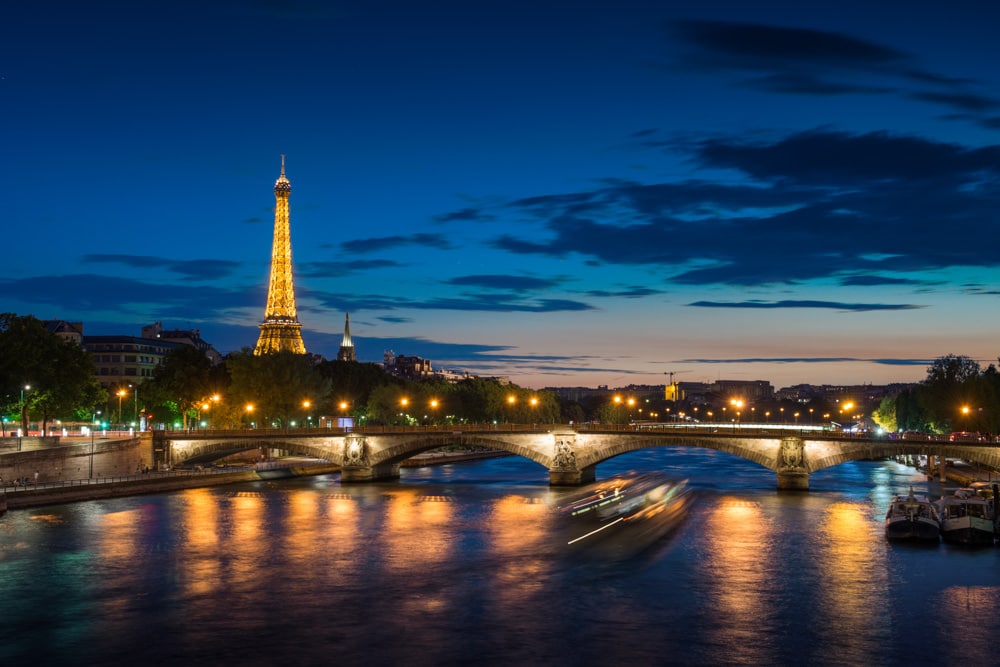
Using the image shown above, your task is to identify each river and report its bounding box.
[2,448,1000,666]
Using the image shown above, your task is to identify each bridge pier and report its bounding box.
[548,464,595,486]
[776,470,809,491]
[776,436,809,491]
[341,462,401,483]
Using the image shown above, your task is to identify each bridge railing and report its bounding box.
[156,422,919,441]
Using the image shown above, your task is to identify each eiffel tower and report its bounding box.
[254,155,306,355]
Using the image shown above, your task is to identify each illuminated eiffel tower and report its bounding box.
[254,155,306,355]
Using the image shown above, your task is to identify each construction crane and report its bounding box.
[663,371,691,401]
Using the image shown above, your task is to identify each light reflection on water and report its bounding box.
[3,450,1000,665]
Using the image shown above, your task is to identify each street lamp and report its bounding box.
[19,384,31,435]
[129,383,138,425]
[245,403,255,429]
[117,389,127,430]
[303,400,312,429]
[730,399,744,427]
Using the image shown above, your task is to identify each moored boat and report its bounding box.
[557,472,691,559]
[884,487,940,542]
[936,488,995,546]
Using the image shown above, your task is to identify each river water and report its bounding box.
[2,448,1000,666]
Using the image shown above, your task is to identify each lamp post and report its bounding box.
[129,383,137,426]
[20,384,31,435]
[117,389,126,432]
[730,399,744,428]
[303,400,311,429]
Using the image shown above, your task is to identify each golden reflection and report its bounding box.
[488,496,551,597]
[380,489,455,573]
[816,502,887,652]
[322,493,361,582]
[285,490,322,577]
[96,509,141,561]
[702,497,776,665]
[178,489,221,598]
[936,586,1000,659]
[95,508,143,620]
[229,492,265,584]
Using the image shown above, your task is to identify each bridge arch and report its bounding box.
[368,433,552,471]
[170,437,338,466]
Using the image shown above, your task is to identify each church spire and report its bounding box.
[338,312,357,362]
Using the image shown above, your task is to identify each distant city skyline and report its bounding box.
[4,1,1000,390]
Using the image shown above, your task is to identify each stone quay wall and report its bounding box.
[0,436,151,485]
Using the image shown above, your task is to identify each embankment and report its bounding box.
[3,464,339,510]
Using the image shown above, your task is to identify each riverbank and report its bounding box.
[1,450,511,511]
[2,464,341,510]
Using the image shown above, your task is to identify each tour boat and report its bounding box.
[935,487,995,546]
[884,487,940,542]
[557,472,691,559]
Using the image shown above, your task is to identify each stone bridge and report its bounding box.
[152,426,1000,490]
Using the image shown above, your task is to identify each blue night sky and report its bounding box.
[4,0,1000,390]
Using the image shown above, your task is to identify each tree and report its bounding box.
[0,313,106,433]
[872,394,898,433]
[226,350,331,427]
[142,345,220,429]
[919,354,983,432]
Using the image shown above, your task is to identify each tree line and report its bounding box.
[3,313,995,434]
[872,354,1000,435]
[0,313,562,431]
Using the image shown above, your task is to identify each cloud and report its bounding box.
[0,274,260,321]
[445,274,562,291]
[433,207,496,223]
[687,299,923,312]
[674,356,933,366]
[82,254,242,281]
[584,286,663,298]
[692,129,999,186]
[475,128,1000,286]
[838,275,926,287]
[670,20,1000,119]
[306,290,595,314]
[341,233,451,253]
[674,20,906,70]
[299,259,404,277]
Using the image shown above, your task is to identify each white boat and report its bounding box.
[557,472,691,559]
[884,487,940,542]
[935,488,995,546]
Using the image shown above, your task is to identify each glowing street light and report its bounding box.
[117,388,127,427]
[302,399,312,428]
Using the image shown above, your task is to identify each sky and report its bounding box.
[3,0,1000,391]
